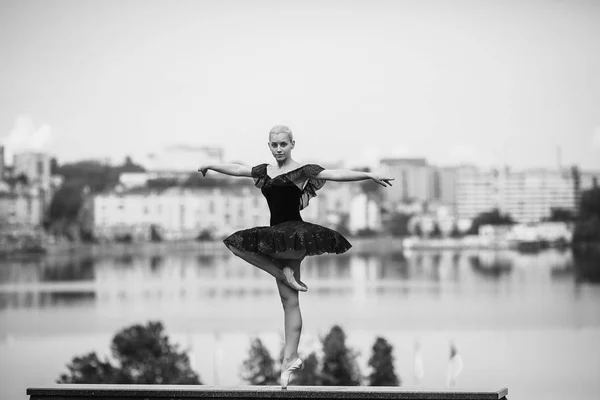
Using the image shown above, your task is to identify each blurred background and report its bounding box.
[1,0,600,399]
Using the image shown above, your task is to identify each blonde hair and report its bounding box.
[269,125,294,142]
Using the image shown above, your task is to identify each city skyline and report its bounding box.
[1,0,600,170]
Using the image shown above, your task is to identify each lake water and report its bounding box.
[1,246,600,400]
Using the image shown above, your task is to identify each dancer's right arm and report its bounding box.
[197,163,252,177]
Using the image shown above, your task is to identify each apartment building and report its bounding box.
[94,186,270,240]
[456,167,577,223]
[378,158,437,204]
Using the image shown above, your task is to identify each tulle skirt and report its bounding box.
[223,220,352,256]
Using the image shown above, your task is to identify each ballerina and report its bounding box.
[198,125,393,389]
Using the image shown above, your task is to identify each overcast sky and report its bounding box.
[1,0,599,170]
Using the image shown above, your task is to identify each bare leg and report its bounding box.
[272,256,308,290]
[276,258,304,367]
[227,246,305,291]
[227,245,285,278]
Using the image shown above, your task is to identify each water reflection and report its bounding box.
[2,248,599,400]
[572,246,600,284]
[42,257,96,281]
[1,248,598,310]
[150,255,164,272]
[468,254,512,278]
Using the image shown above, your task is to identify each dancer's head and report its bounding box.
[268,125,295,162]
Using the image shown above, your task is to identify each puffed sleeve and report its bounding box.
[291,164,326,210]
[251,164,268,188]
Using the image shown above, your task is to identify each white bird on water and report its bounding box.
[446,340,464,388]
[413,339,425,386]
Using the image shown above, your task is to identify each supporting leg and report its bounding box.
[276,261,303,367]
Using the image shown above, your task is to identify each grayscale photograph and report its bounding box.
[1,1,599,400]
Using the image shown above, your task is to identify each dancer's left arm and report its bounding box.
[316,169,394,187]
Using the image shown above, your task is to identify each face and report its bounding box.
[268,132,294,162]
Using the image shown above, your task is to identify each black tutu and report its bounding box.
[222,163,352,257]
[223,220,352,256]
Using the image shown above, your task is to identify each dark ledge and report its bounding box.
[27,385,508,400]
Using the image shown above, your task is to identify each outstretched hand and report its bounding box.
[197,165,209,176]
[370,174,394,187]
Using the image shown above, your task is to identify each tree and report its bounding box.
[355,228,378,237]
[57,321,201,384]
[413,223,423,238]
[150,224,163,242]
[573,187,600,243]
[367,337,400,386]
[571,187,600,283]
[449,223,462,238]
[240,338,278,385]
[430,222,442,238]
[121,155,145,173]
[320,325,362,386]
[48,184,84,222]
[50,157,59,174]
[147,178,179,189]
[467,209,514,235]
[548,207,576,222]
[572,244,600,283]
[55,160,119,193]
[387,212,412,237]
[184,174,254,188]
[195,229,213,241]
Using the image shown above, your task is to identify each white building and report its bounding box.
[0,151,54,228]
[455,166,498,221]
[348,193,382,233]
[12,152,52,192]
[378,158,437,205]
[0,182,46,228]
[93,176,361,241]
[456,166,577,223]
[499,168,576,223]
[94,186,270,240]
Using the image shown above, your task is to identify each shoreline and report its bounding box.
[2,235,583,259]
[4,236,409,259]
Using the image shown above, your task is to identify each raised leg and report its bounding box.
[270,250,307,291]
[227,245,305,291]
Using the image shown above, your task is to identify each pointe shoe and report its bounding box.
[283,267,308,292]
[280,357,304,389]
